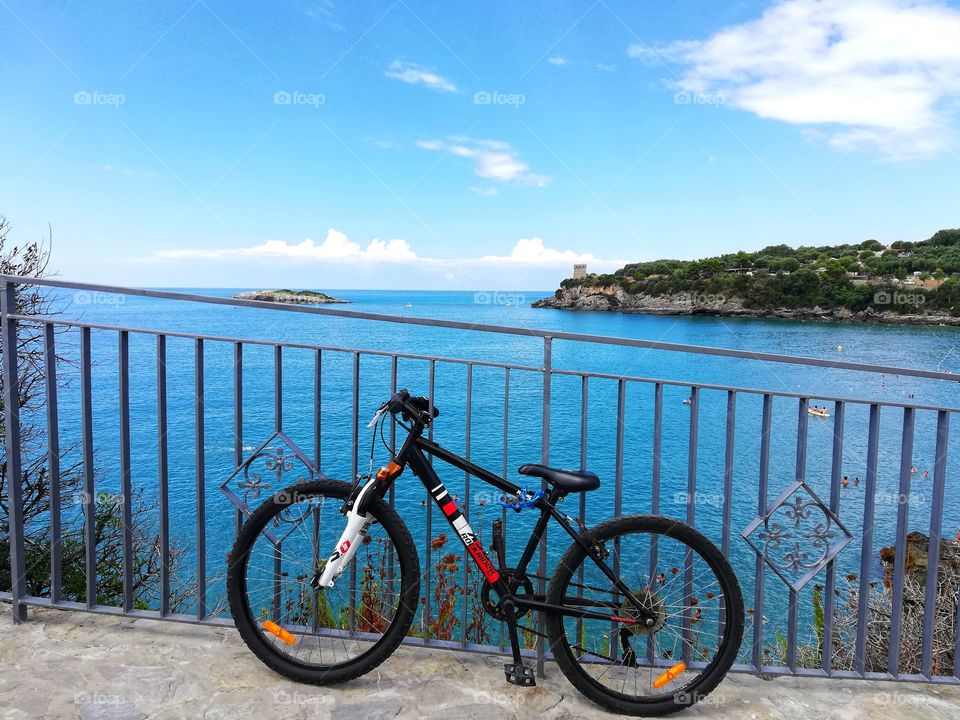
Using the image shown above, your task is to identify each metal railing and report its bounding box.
[1,275,958,682]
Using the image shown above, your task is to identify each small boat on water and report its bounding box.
[808,406,830,418]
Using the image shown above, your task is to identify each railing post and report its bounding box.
[537,336,551,677]
[1,282,28,622]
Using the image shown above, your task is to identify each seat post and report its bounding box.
[545,484,566,505]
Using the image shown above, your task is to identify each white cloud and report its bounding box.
[548,56,567,66]
[470,186,499,196]
[149,232,623,270]
[154,228,417,263]
[478,237,624,268]
[419,137,552,187]
[415,139,445,151]
[629,0,960,159]
[385,60,457,92]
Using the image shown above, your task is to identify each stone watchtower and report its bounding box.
[573,263,587,279]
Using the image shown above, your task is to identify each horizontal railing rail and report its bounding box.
[1,274,957,382]
[1,275,958,684]
[5,312,958,414]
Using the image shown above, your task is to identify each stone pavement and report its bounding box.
[2,604,959,719]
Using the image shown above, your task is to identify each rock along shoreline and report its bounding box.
[532,285,960,327]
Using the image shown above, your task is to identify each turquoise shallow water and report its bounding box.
[33,288,960,658]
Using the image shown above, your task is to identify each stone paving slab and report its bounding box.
[2,604,960,719]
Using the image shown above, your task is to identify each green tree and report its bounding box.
[0,215,206,612]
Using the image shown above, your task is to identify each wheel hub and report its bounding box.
[621,587,666,636]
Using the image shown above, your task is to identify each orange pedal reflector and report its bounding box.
[262,620,296,645]
[653,662,686,689]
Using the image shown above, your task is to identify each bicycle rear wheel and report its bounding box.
[546,515,743,716]
[227,479,420,684]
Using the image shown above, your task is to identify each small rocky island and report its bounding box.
[233,289,349,304]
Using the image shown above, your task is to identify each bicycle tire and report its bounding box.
[546,514,744,716]
[227,479,421,684]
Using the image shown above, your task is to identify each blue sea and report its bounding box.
[34,288,960,657]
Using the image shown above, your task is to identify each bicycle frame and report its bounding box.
[361,419,647,626]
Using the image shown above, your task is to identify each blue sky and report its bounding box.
[2,0,960,289]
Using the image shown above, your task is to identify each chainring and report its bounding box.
[481,568,534,621]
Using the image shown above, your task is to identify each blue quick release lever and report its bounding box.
[497,486,544,512]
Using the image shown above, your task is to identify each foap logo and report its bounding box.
[874,491,926,508]
[461,688,519,708]
[673,90,725,107]
[74,90,126,108]
[74,692,126,707]
[674,491,724,507]
[874,690,926,708]
[472,489,502,507]
[673,690,724,708]
[273,90,325,108]
[874,290,925,306]
[74,291,125,307]
[273,690,332,707]
[473,90,526,108]
[672,291,725,305]
[474,291,526,306]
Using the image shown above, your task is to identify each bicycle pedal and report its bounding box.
[503,662,536,687]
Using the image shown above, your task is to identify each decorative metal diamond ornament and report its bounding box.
[741,479,853,591]
[220,430,321,523]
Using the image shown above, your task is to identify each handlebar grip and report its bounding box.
[387,389,410,414]
[405,395,439,419]
[388,389,439,422]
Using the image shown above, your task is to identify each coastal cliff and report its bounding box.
[532,229,960,326]
[532,284,960,326]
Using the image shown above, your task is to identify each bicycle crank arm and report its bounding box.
[313,481,377,588]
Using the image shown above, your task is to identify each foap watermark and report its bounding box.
[74,291,125,307]
[673,90,725,107]
[472,488,505,507]
[674,690,726,708]
[74,692,127,707]
[273,690,333,707]
[74,492,125,509]
[873,690,927,708]
[273,90,326,108]
[271,487,314,506]
[674,491,724,507]
[672,291,725,305]
[461,688,520,708]
[74,90,125,108]
[874,491,926,508]
[474,291,526,306]
[473,90,526,108]
[874,290,925,307]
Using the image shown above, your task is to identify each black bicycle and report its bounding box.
[227,390,744,715]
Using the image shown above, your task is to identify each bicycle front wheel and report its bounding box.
[546,515,743,716]
[227,479,420,684]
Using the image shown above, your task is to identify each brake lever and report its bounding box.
[366,404,388,429]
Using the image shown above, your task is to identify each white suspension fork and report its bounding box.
[314,480,378,588]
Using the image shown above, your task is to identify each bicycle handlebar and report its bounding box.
[383,389,440,423]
